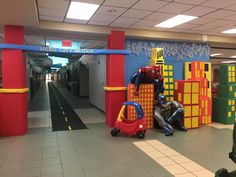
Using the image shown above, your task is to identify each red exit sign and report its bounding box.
[62,40,72,47]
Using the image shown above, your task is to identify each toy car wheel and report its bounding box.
[111,128,119,137]
[137,131,145,139]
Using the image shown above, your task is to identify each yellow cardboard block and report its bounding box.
[192,117,199,128]
[184,118,191,129]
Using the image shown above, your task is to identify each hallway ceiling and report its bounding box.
[0,0,236,65]
[37,0,236,37]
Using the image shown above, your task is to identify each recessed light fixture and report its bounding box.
[67,1,100,20]
[221,60,236,64]
[230,55,236,58]
[222,28,236,34]
[155,15,198,28]
[210,53,223,57]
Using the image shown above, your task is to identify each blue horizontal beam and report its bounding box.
[0,43,131,55]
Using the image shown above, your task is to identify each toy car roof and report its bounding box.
[123,101,144,119]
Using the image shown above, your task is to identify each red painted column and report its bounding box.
[0,25,28,136]
[105,31,126,127]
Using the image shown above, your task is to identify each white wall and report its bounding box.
[89,55,106,111]
[79,63,89,96]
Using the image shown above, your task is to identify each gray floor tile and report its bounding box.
[18,168,41,177]
[41,173,64,177]
[41,164,62,176]
[62,162,83,172]
[21,159,42,169]
[42,158,61,166]
[63,169,85,177]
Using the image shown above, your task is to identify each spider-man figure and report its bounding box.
[131,65,164,97]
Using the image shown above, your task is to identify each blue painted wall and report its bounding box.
[125,39,210,85]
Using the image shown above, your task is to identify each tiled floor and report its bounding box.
[28,110,51,128]
[207,122,234,129]
[0,82,235,177]
[74,108,105,124]
[134,140,214,176]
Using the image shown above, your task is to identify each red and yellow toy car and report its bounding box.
[111,101,147,139]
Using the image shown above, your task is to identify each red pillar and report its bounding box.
[105,31,126,127]
[0,25,28,136]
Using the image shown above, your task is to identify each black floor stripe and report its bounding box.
[48,82,87,131]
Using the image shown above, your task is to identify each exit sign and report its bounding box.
[62,40,72,47]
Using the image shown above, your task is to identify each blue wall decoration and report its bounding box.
[125,39,210,84]
[0,43,131,55]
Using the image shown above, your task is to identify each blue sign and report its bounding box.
[0,43,131,55]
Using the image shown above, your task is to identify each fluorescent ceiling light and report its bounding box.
[221,60,236,64]
[155,15,198,28]
[67,2,99,20]
[230,55,236,58]
[222,28,236,34]
[210,53,222,57]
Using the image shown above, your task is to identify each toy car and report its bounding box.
[111,101,147,139]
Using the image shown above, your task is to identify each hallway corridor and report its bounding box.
[0,82,234,177]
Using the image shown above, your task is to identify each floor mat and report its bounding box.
[48,82,87,131]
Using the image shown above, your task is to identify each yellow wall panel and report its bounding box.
[184,62,191,80]
[184,94,191,104]
[184,83,191,93]
[184,118,191,129]
[184,106,191,117]
[178,93,182,102]
[192,94,199,104]
[192,117,199,128]
[192,83,199,93]
[192,106,199,116]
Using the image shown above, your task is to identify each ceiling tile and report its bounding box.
[184,6,217,17]
[40,15,64,22]
[174,0,207,5]
[224,14,236,22]
[90,14,117,23]
[88,20,110,26]
[224,3,236,11]
[113,17,140,24]
[38,7,66,17]
[145,12,175,20]
[203,10,236,19]
[122,9,152,18]
[38,0,69,10]
[96,5,127,16]
[201,0,236,8]
[193,24,216,31]
[158,2,194,13]
[207,20,235,27]
[190,17,216,24]
[175,23,199,29]
[209,27,234,35]
[134,19,159,27]
[103,0,139,8]
[132,0,169,11]
[64,18,88,24]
